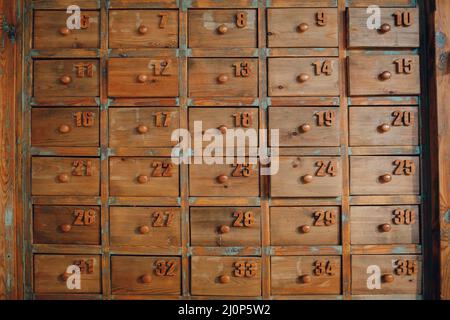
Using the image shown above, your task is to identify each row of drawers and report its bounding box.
[33,8,420,49]
[33,56,421,98]
[34,254,422,295]
[34,206,420,246]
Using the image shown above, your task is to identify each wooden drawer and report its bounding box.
[348,8,419,48]
[111,256,181,295]
[34,60,99,98]
[349,106,419,146]
[108,58,179,97]
[110,207,181,247]
[109,107,179,147]
[34,254,102,294]
[268,58,339,97]
[33,205,101,245]
[32,108,99,147]
[271,157,342,197]
[269,107,340,147]
[188,58,258,98]
[267,8,338,48]
[270,207,340,246]
[34,10,100,49]
[109,157,179,197]
[189,107,259,149]
[190,207,261,247]
[350,156,420,195]
[351,205,420,245]
[109,10,178,48]
[271,256,341,295]
[32,157,100,196]
[351,255,422,295]
[191,256,261,296]
[348,54,420,96]
[189,160,259,197]
[188,9,257,48]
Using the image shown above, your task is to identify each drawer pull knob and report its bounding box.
[379,71,392,81]
[139,225,150,234]
[297,73,310,83]
[299,225,311,233]
[379,123,391,133]
[140,274,152,284]
[60,75,72,85]
[379,223,392,232]
[379,23,391,33]
[382,274,395,283]
[218,125,228,134]
[137,74,149,83]
[217,175,228,184]
[138,25,149,35]
[219,225,231,234]
[299,275,312,284]
[379,174,392,183]
[58,173,70,183]
[299,124,312,133]
[217,24,228,34]
[58,124,71,134]
[217,74,229,84]
[59,27,71,36]
[302,174,313,184]
[137,125,149,134]
[297,23,309,33]
[60,224,72,233]
[137,175,149,184]
[219,275,231,284]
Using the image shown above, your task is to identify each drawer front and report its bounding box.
[189,160,259,197]
[350,156,420,195]
[34,254,102,294]
[271,157,342,197]
[191,256,261,296]
[269,107,340,147]
[348,8,419,48]
[108,58,179,97]
[32,108,99,147]
[190,207,261,247]
[189,107,259,149]
[110,207,181,247]
[111,256,181,295]
[348,55,420,96]
[34,60,99,98]
[109,107,179,147]
[268,58,339,97]
[267,8,338,48]
[349,106,419,146]
[270,207,340,246]
[351,255,422,294]
[33,206,101,245]
[351,205,420,245]
[109,10,178,48]
[34,10,100,49]
[188,9,257,48]
[109,157,179,197]
[188,58,258,98]
[32,157,100,196]
[271,256,341,295]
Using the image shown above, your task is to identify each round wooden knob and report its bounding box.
[379,23,391,33]
[138,25,148,35]
[297,73,310,83]
[379,174,392,183]
[137,175,148,184]
[219,275,230,284]
[60,224,72,233]
[217,24,228,34]
[137,125,149,134]
[61,272,71,281]
[219,225,231,234]
[217,74,229,84]
[299,225,311,233]
[302,174,313,184]
[140,274,152,284]
[379,223,392,232]
[300,275,312,284]
[300,124,311,133]
[139,225,150,234]
[58,124,71,134]
[137,74,148,83]
[217,175,228,184]
[60,75,72,85]
[382,274,395,283]
[379,71,392,81]
[59,27,71,36]
[58,173,69,183]
[379,123,391,133]
[218,125,228,134]
[297,23,309,33]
